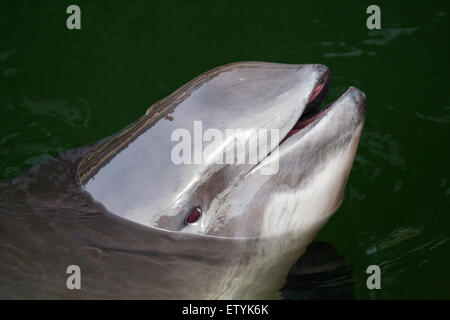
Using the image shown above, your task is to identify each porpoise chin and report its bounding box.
[0,62,365,299]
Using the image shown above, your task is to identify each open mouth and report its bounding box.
[281,71,333,143]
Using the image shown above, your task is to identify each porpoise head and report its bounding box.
[77,62,365,241]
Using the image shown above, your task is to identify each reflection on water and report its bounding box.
[361,130,405,169]
[363,28,419,46]
[367,227,422,253]
[282,242,354,300]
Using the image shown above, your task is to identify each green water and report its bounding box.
[0,0,448,299]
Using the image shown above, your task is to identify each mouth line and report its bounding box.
[280,72,333,145]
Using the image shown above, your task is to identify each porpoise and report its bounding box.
[0,62,365,299]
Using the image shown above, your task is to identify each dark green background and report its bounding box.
[0,0,448,299]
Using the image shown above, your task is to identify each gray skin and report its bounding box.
[0,62,365,299]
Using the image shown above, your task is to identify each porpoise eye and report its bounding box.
[185,206,202,225]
